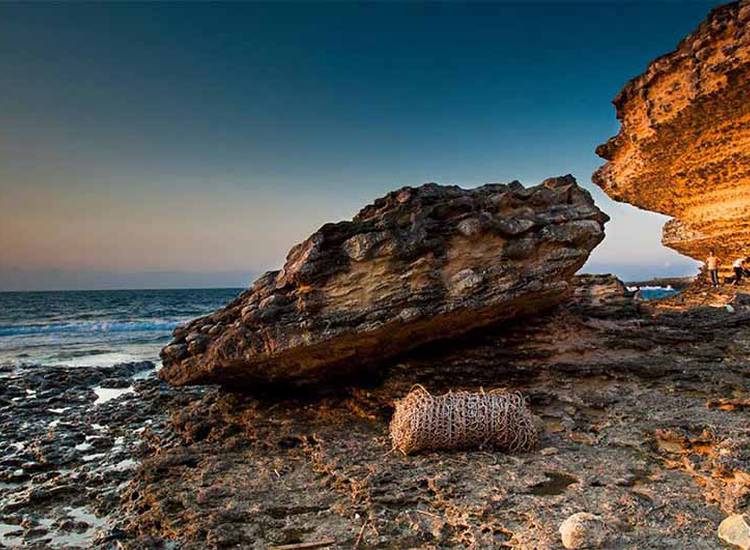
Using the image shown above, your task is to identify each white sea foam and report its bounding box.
[0,320,180,337]
[93,386,134,404]
[47,352,148,368]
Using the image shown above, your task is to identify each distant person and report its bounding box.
[706,251,720,287]
[733,257,748,285]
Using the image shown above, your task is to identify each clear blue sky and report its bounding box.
[0,2,712,291]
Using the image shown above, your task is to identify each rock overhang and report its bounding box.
[593,0,750,268]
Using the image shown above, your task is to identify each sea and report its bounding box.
[0,288,242,367]
[627,285,680,301]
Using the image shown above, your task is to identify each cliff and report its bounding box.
[593,0,750,269]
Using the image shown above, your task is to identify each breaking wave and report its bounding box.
[0,320,181,337]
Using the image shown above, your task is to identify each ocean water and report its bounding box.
[0,288,241,367]
[627,286,679,301]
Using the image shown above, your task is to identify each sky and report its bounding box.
[0,1,713,291]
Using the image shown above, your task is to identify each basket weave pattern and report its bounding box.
[390,386,538,454]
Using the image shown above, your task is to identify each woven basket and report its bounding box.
[390,386,538,454]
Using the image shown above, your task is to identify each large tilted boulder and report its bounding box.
[159,176,607,387]
[593,1,750,270]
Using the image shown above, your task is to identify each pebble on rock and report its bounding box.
[718,514,750,550]
[559,512,608,549]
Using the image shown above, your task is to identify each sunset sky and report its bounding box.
[0,2,712,291]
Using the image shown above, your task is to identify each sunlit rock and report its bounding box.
[593,0,750,271]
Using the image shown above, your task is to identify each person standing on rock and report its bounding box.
[706,251,720,287]
[732,257,747,286]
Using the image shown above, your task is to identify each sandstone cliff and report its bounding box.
[593,0,750,269]
[160,177,607,388]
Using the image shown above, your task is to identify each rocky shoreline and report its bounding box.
[0,361,206,549]
[3,275,750,549]
[3,1,750,548]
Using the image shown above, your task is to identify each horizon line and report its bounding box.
[0,273,697,294]
[0,286,247,294]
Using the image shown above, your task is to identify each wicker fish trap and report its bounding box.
[390,386,538,455]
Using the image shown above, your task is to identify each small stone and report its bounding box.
[495,217,536,236]
[718,514,750,550]
[99,377,131,389]
[559,512,608,549]
[258,294,284,310]
[173,324,189,339]
[396,189,411,203]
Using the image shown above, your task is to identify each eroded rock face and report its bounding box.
[159,176,608,388]
[593,1,750,267]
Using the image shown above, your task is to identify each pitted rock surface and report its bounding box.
[119,276,750,549]
[593,0,750,271]
[160,177,607,388]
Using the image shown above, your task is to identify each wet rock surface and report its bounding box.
[160,177,607,388]
[593,0,750,268]
[111,275,750,549]
[0,361,204,549]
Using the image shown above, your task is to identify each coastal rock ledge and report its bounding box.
[593,0,750,266]
[160,176,607,388]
